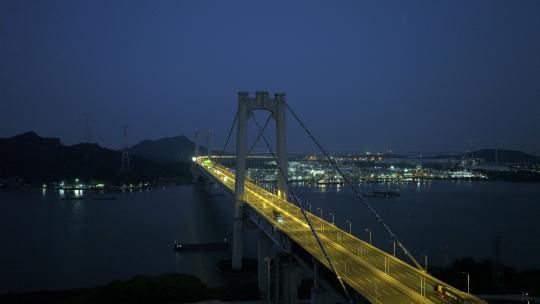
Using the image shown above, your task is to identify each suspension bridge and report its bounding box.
[191,91,486,304]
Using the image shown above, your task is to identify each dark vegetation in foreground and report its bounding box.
[2,258,538,303]
[0,273,259,304]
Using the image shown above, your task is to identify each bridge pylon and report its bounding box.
[232,91,288,270]
[191,129,211,182]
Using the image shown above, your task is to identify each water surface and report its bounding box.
[1,180,538,293]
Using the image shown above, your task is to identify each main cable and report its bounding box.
[210,110,238,170]
[251,115,353,302]
[285,102,423,270]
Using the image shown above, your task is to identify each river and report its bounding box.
[0,180,538,293]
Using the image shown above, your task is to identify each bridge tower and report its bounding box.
[193,129,212,160]
[192,129,211,181]
[118,126,131,174]
[233,91,288,270]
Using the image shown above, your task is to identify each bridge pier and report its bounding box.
[310,258,345,304]
[281,260,302,304]
[232,93,249,270]
[258,231,273,292]
[313,257,319,290]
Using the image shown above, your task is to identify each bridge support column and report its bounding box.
[275,93,288,199]
[281,260,302,304]
[310,258,325,304]
[232,92,249,270]
[313,257,319,289]
[311,285,344,304]
[310,258,343,304]
[258,232,273,292]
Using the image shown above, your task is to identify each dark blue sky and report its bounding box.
[1,0,539,153]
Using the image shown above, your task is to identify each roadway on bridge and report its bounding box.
[197,159,485,304]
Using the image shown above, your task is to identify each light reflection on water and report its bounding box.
[71,200,84,217]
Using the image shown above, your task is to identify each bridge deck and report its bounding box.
[197,159,485,304]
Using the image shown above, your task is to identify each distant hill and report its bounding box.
[126,135,203,163]
[0,132,190,184]
[469,149,539,163]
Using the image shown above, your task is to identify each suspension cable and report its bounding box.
[251,115,353,302]
[210,110,238,169]
[247,113,272,155]
[285,102,423,271]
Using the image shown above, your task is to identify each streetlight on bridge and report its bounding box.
[420,253,428,272]
[304,201,312,213]
[316,207,323,218]
[390,239,396,256]
[345,220,352,234]
[365,228,372,244]
[329,211,337,243]
[462,272,470,294]
[316,207,324,234]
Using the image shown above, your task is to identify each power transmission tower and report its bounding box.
[119,126,131,174]
[82,114,94,143]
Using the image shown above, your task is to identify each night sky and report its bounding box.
[1,0,539,153]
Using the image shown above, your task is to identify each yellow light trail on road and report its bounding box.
[198,158,486,304]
